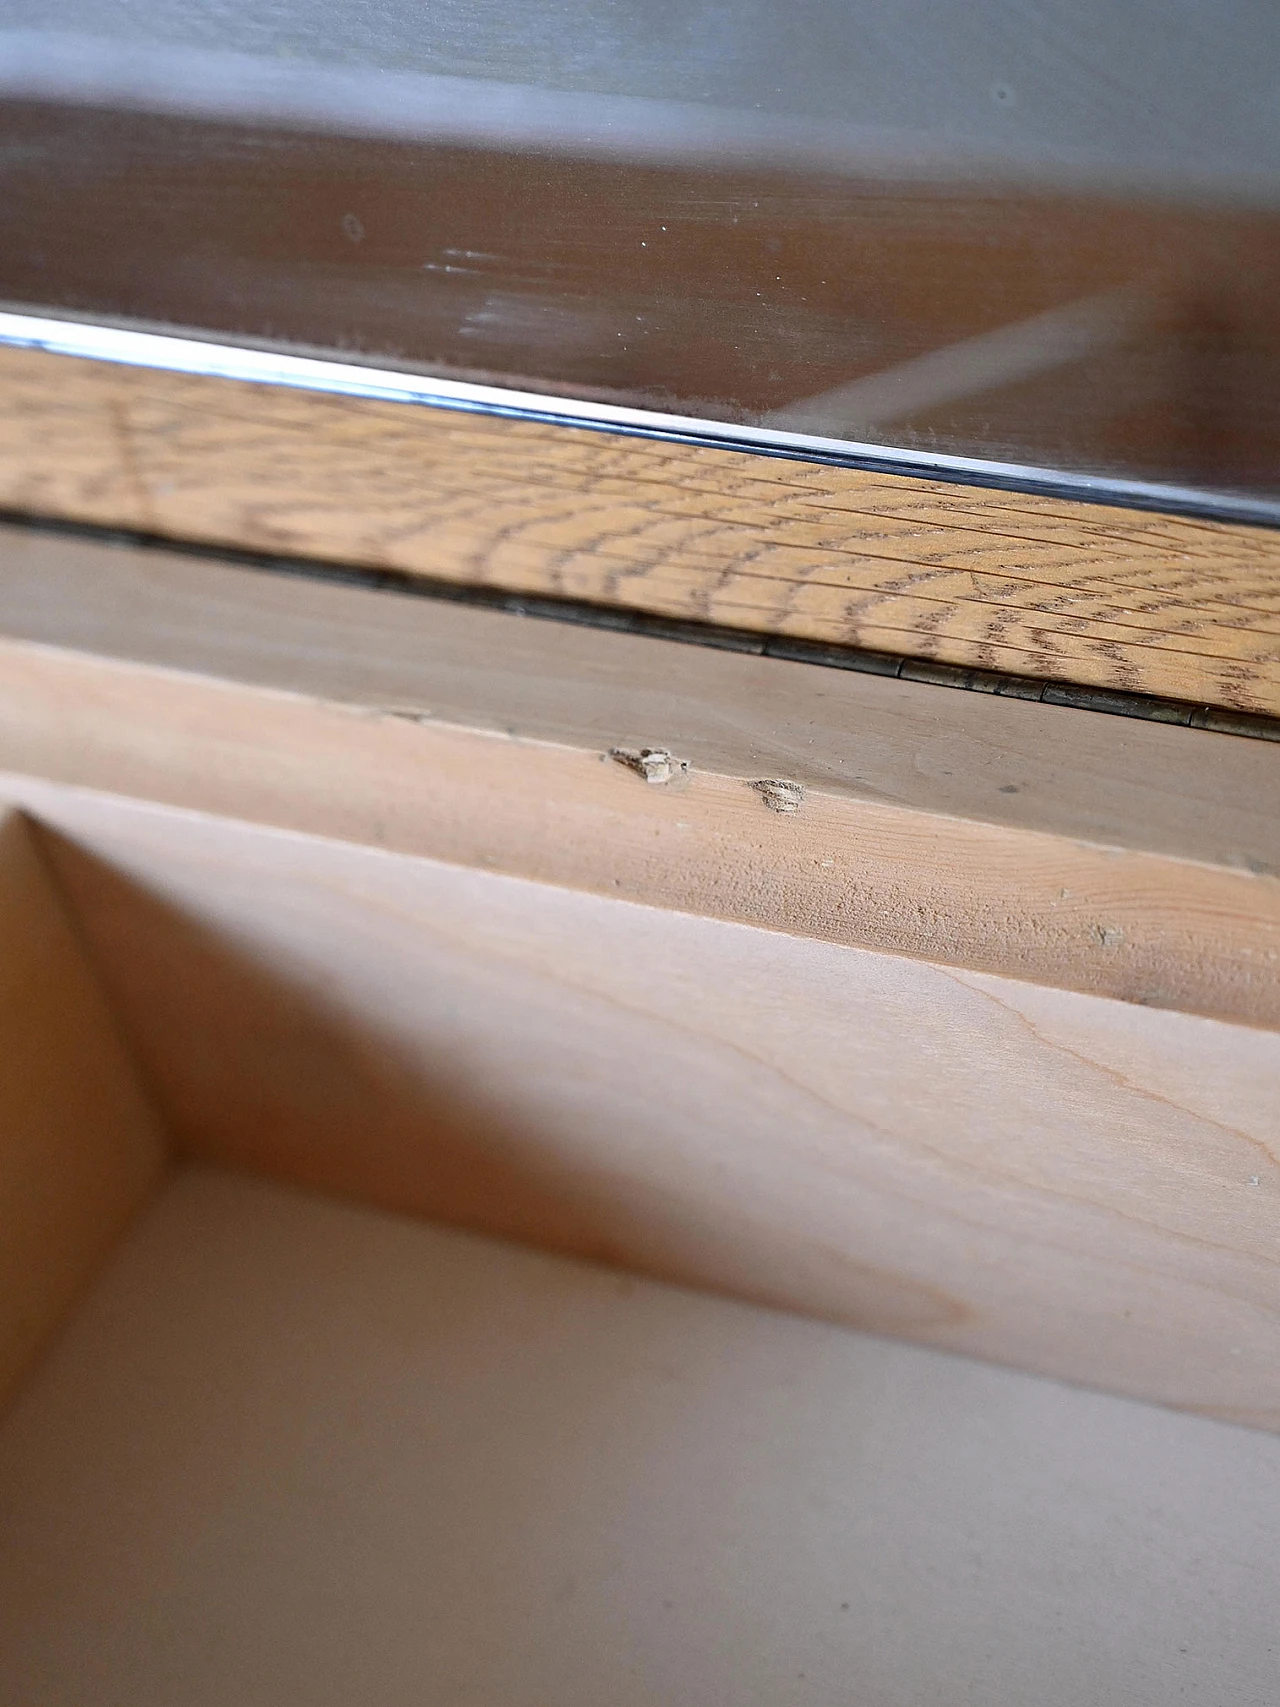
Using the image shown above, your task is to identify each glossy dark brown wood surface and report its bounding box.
[2,99,1279,493]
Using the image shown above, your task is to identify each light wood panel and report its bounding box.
[8,785,1280,1428]
[3,345,1280,712]
[5,1168,1280,1707]
[0,809,168,1407]
[0,531,1276,1031]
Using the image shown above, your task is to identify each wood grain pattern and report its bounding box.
[1,531,1277,1421]
[12,784,1280,1428]
[0,533,1277,1032]
[3,344,1280,711]
[0,809,168,1407]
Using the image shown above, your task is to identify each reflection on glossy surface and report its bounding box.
[1,7,1278,509]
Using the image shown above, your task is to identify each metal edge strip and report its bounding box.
[1,307,1277,527]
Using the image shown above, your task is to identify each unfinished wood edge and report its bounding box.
[3,343,1280,713]
[0,807,171,1411]
[5,523,1279,876]
[0,533,1275,1031]
[0,633,1277,1035]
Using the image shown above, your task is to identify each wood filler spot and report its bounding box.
[1094,924,1125,948]
[748,778,805,814]
[608,746,690,785]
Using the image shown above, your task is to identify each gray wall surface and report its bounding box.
[2,1,1279,195]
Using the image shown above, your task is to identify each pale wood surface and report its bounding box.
[8,784,1279,1427]
[0,532,1276,1031]
[0,809,168,1408]
[2,530,1276,1421]
[3,345,1280,712]
[4,1166,1280,1707]
[5,523,1279,867]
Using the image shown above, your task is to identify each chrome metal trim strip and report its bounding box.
[1,307,1275,525]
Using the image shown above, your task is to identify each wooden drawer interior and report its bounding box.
[5,1161,1280,1707]
[1,529,1279,1701]
[1,786,1279,1703]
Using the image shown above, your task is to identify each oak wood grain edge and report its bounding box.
[2,344,1280,712]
